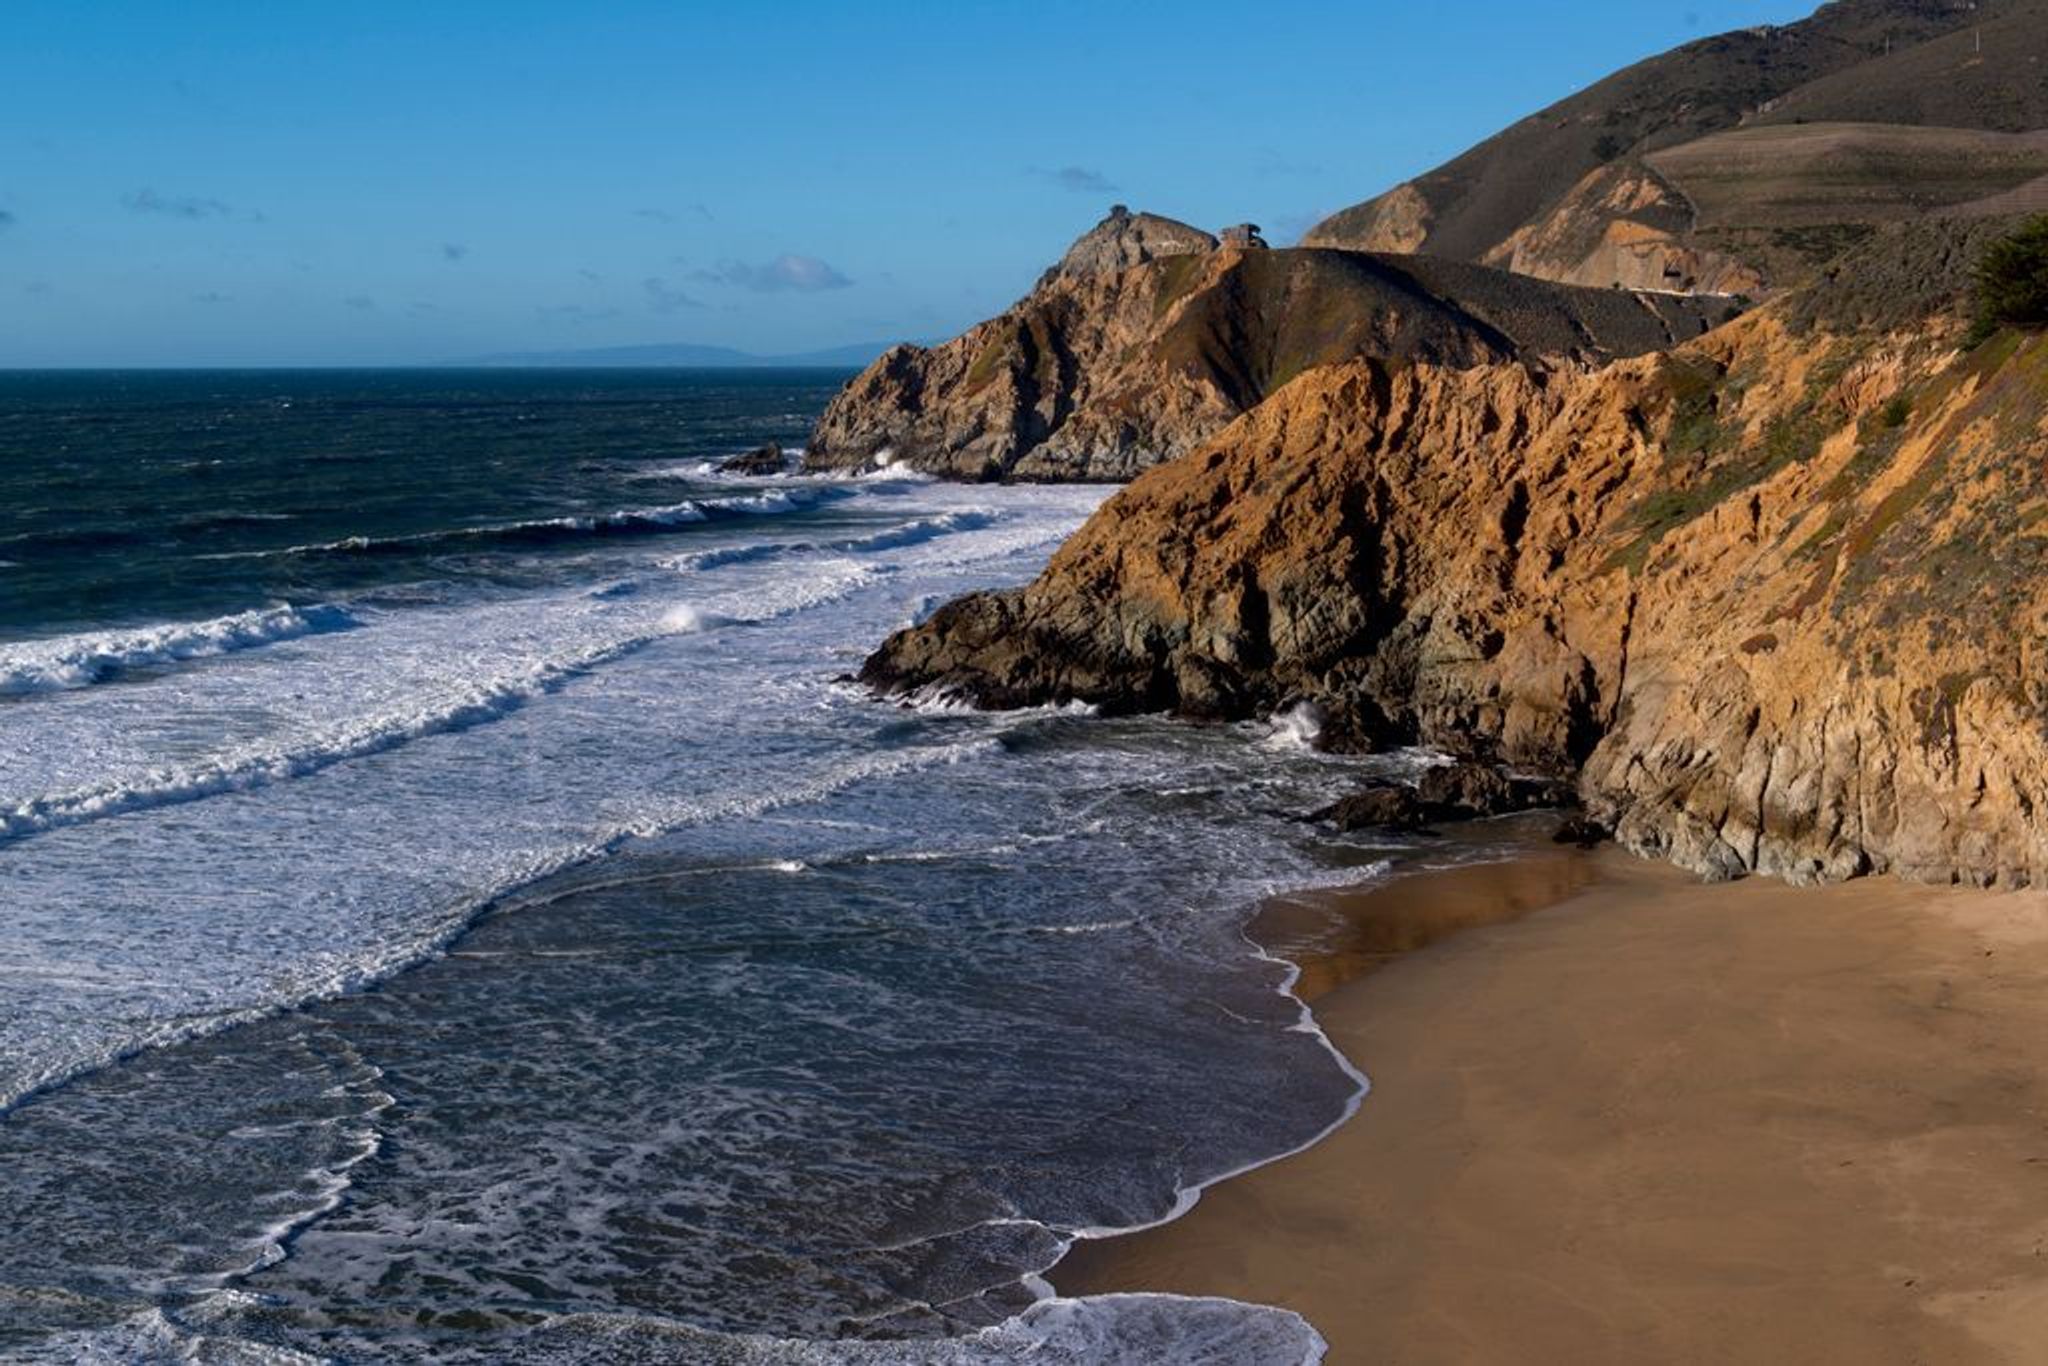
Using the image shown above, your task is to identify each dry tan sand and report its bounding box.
[1057,849,2048,1364]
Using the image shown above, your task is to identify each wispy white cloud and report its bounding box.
[1252,147,1322,178]
[1030,165,1119,194]
[539,302,621,322]
[124,187,250,220]
[642,276,706,312]
[690,253,852,293]
[634,203,712,224]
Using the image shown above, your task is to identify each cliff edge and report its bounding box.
[863,217,2048,887]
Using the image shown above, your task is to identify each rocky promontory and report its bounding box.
[803,207,1738,481]
[864,217,2048,887]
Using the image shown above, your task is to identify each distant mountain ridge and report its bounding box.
[447,339,930,369]
[1305,0,2048,294]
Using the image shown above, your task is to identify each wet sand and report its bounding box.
[1058,849,2048,1364]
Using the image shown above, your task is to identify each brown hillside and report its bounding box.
[1751,1,2048,130]
[1303,0,1993,259]
[1305,0,2048,296]
[1648,123,2048,227]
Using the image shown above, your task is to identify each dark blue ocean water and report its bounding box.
[0,370,1455,1362]
[0,369,849,636]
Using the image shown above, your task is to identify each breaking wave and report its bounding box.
[206,490,847,563]
[0,638,648,844]
[0,563,882,849]
[660,511,1003,575]
[0,605,356,697]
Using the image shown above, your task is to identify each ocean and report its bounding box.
[0,370,1486,1362]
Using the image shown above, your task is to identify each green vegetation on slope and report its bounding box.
[1973,214,2048,340]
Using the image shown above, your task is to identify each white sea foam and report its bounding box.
[662,603,733,633]
[628,447,798,483]
[0,477,1397,1365]
[659,510,1006,578]
[545,1292,1329,1362]
[0,559,886,850]
[895,686,983,716]
[23,1307,329,1365]
[837,509,998,554]
[201,489,839,562]
[659,540,799,572]
[1259,701,1325,752]
[0,717,1016,1117]
[0,631,655,843]
[886,687,1098,720]
[709,490,798,515]
[0,604,353,696]
[39,1291,1324,1364]
[606,499,706,526]
[0,482,1111,1118]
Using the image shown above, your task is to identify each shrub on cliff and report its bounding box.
[1972,215,2048,342]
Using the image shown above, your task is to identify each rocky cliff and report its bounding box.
[804,208,1737,481]
[864,217,2048,887]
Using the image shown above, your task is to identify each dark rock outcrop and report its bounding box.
[1417,763,1574,819]
[1311,787,1429,833]
[1309,761,1577,833]
[1553,816,1613,849]
[717,442,789,476]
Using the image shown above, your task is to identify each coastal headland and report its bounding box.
[814,0,2048,1358]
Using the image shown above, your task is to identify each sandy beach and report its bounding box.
[1056,848,2048,1364]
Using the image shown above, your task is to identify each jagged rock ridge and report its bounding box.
[804,209,1737,481]
[1043,204,1217,281]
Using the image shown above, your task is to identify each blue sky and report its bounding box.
[1,0,1817,366]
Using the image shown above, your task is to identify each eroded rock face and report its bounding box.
[864,224,2048,886]
[1046,205,1217,281]
[1479,162,1766,296]
[804,208,1738,482]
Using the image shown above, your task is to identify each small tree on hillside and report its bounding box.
[1973,215,2048,341]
